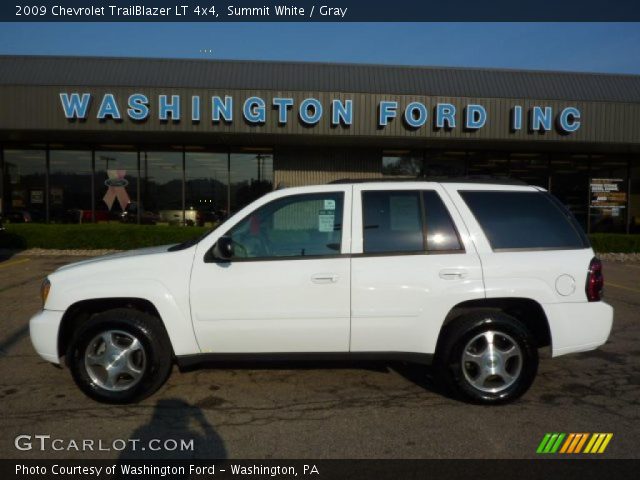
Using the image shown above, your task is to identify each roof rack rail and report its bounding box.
[328,175,529,186]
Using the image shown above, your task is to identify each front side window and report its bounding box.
[227,192,344,259]
[460,190,589,250]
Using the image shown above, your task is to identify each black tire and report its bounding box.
[435,311,538,404]
[66,308,173,404]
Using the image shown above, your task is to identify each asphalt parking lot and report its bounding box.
[0,253,638,460]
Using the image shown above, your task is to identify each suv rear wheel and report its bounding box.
[66,308,173,404]
[436,311,538,404]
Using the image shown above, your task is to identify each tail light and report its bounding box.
[586,257,604,302]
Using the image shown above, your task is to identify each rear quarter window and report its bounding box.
[460,190,589,250]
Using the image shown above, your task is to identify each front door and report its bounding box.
[190,187,352,353]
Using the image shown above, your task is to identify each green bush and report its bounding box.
[588,234,640,253]
[0,224,210,250]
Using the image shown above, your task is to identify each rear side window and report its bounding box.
[460,191,589,250]
[423,191,463,251]
[362,190,463,254]
[363,191,424,253]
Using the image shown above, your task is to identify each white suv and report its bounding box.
[30,180,613,404]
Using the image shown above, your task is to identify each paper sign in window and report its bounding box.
[318,209,335,232]
[324,199,336,210]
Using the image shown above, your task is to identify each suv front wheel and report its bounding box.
[436,312,538,404]
[66,308,173,404]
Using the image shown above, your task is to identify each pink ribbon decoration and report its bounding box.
[103,170,131,211]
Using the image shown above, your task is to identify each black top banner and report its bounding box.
[4,0,640,21]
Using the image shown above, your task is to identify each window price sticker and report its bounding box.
[318,210,335,232]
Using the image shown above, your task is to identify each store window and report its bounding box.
[185,152,228,226]
[467,151,509,177]
[2,149,46,222]
[229,152,274,214]
[49,150,92,223]
[631,158,640,234]
[589,155,629,233]
[141,151,183,225]
[550,154,590,232]
[382,151,424,177]
[509,153,549,189]
[94,150,138,223]
[424,151,467,178]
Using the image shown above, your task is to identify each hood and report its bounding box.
[54,244,176,273]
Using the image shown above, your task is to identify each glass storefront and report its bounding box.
[631,160,640,234]
[0,144,637,234]
[2,149,47,222]
[424,151,467,177]
[383,150,638,234]
[508,153,549,189]
[382,150,424,177]
[185,152,228,226]
[466,151,509,177]
[49,150,92,223]
[141,151,183,225]
[588,155,629,234]
[550,154,590,231]
[94,150,138,223]
[229,152,274,214]
[0,146,274,227]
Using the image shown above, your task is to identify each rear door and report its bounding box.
[350,184,484,355]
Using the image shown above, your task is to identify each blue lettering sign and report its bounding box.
[192,95,201,122]
[60,93,91,119]
[531,106,552,131]
[436,103,456,129]
[127,94,149,121]
[331,99,353,126]
[212,96,233,122]
[273,97,294,124]
[379,101,398,126]
[243,97,266,123]
[159,95,180,121]
[404,102,428,128]
[465,104,487,129]
[558,106,581,133]
[97,94,121,120]
[299,98,323,125]
[511,105,523,131]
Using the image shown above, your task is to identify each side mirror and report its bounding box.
[212,235,234,261]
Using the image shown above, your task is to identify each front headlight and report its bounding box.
[40,278,51,307]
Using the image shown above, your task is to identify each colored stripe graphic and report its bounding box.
[584,433,614,454]
[537,433,613,454]
[537,433,565,454]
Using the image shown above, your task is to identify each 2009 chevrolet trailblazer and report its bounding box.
[29,180,613,404]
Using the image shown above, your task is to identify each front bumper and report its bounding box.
[29,309,65,364]
[545,301,614,357]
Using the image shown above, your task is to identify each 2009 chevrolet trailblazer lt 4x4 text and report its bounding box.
[29,180,613,404]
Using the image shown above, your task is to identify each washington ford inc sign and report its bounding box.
[59,92,582,133]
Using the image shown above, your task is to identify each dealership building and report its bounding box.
[0,55,639,232]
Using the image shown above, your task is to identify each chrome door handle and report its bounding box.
[311,273,339,284]
[439,269,468,280]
